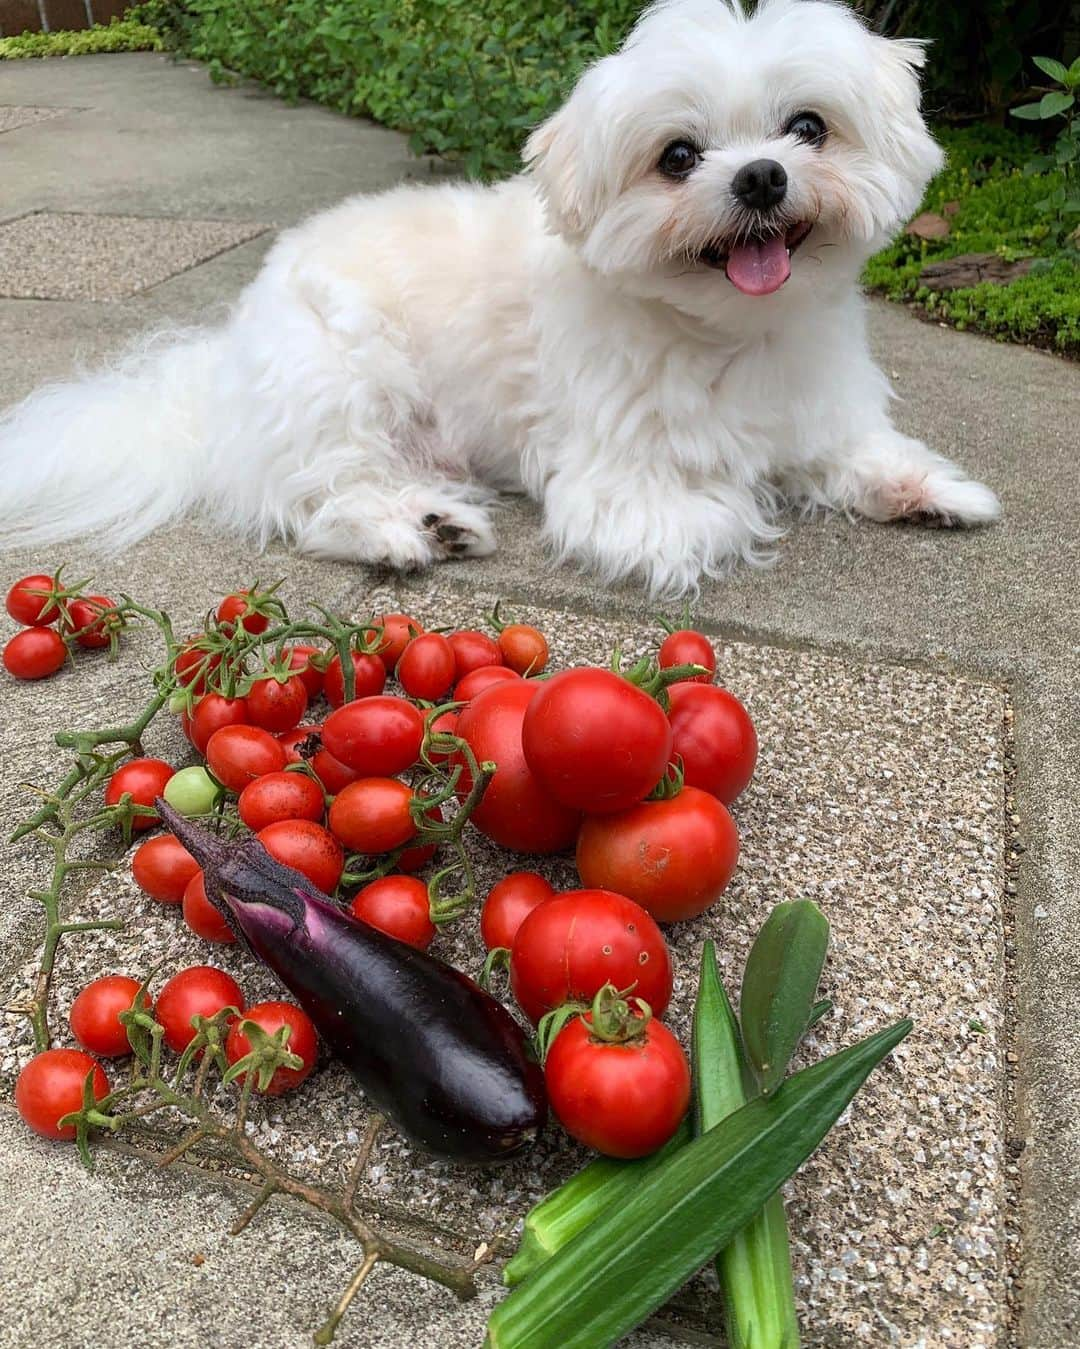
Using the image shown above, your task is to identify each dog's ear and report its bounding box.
[868,33,944,204]
[524,93,605,240]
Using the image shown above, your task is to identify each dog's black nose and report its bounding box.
[732,159,788,211]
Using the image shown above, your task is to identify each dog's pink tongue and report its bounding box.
[725,236,790,296]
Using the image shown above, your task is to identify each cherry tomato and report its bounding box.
[509,889,672,1024]
[246,674,308,734]
[258,819,343,891]
[16,1048,109,1140]
[65,594,120,649]
[454,680,580,854]
[498,624,549,676]
[310,745,361,794]
[522,668,672,814]
[666,683,758,804]
[286,645,324,698]
[69,975,150,1058]
[321,696,424,776]
[238,770,325,831]
[375,612,424,672]
[447,629,503,678]
[174,635,221,692]
[454,664,520,702]
[188,693,250,754]
[659,629,716,684]
[576,787,739,922]
[155,966,245,1054]
[205,725,287,793]
[323,650,387,708]
[182,870,236,944]
[216,589,269,635]
[3,627,67,680]
[328,778,417,855]
[5,572,59,626]
[277,724,322,764]
[480,872,554,950]
[104,757,175,831]
[545,1010,690,1158]
[349,875,435,949]
[131,833,200,904]
[396,632,456,701]
[225,1000,318,1096]
[162,765,220,817]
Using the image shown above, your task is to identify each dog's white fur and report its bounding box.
[0,0,999,595]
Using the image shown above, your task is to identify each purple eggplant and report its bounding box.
[157,801,546,1164]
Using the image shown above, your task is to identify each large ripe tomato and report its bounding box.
[521,669,672,814]
[104,757,175,831]
[328,779,417,855]
[286,645,325,698]
[225,1000,318,1096]
[205,725,287,793]
[544,1008,690,1158]
[65,595,120,650]
[321,696,424,776]
[666,683,758,804]
[216,589,269,635]
[155,966,245,1053]
[498,623,549,676]
[3,627,67,680]
[374,612,424,672]
[258,819,343,892]
[396,632,456,701]
[576,787,739,922]
[454,680,580,854]
[246,674,308,734]
[5,573,59,626]
[69,975,150,1058]
[349,875,435,950]
[238,771,325,832]
[16,1048,109,1140]
[480,871,554,950]
[509,889,672,1024]
[453,664,520,702]
[447,629,502,679]
[659,629,716,684]
[131,833,200,904]
[182,871,236,944]
[188,693,250,754]
[323,650,387,708]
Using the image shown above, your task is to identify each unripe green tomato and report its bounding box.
[167,690,189,714]
[162,765,220,817]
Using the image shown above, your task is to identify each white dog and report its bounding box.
[0,0,999,595]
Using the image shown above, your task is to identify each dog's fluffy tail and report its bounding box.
[0,327,224,550]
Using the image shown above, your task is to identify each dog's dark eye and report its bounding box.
[658,141,700,179]
[784,111,827,147]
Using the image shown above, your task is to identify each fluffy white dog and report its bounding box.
[0,0,999,594]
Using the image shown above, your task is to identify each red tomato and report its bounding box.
[498,624,549,676]
[576,788,739,922]
[173,635,221,692]
[238,770,325,831]
[205,725,287,793]
[182,871,236,944]
[522,668,672,814]
[69,975,150,1058]
[188,693,250,754]
[375,612,424,672]
[659,629,716,684]
[216,589,269,635]
[3,627,67,680]
[258,819,344,892]
[5,572,59,626]
[447,629,503,678]
[509,889,672,1024]
[277,724,322,764]
[666,683,758,804]
[286,645,324,698]
[454,664,520,702]
[246,674,308,733]
[349,875,435,949]
[480,872,555,950]
[544,1011,690,1158]
[323,651,387,708]
[104,757,175,831]
[396,632,456,701]
[225,1000,318,1096]
[65,594,119,649]
[328,779,417,855]
[155,966,245,1054]
[454,681,580,854]
[16,1048,109,1140]
[131,833,200,904]
[310,745,361,794]
[321,696,424,776]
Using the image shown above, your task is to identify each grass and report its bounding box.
[0,17,162,59]
[863,126,1080,357]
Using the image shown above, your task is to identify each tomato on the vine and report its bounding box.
[16,1048,109,1140]
[188,693,250,754]
[453,664,520,702]
[374,612,423,672]
[396,632,456,701]
[182,871,236,944]
[286,645,324,698]
[323,650,387,708]
[658,628,716,684]
[65,595,120,649]
[155,966,245,1053]
[216,589,270,636]
[321,696,424,776]
[5,573,59,626]
[131,833,200,904]
[238,770,325,832]
[173,635,221,692]
[576,787,739,922]
[666,682,758,804]
[3,626,67,680]
[69,975,151,1057]
[447,629,502,678]
[480,872,554,950]
[205,725,287,792]
[497,624,549,676]
[225,1000,318,1096]
[246,673,308,734]
[328,778,417,855]
[104,757,175,831]
[162,765,220,817]
[349,875,435,949]
[258,819,343,892]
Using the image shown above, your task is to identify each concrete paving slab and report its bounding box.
[0,105,72,135]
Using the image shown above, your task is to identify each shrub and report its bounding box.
[0,17,162,59]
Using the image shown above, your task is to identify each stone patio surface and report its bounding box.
[1,50,1078,1349]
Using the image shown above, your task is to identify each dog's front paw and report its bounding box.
[859,468,1001,528]
[417,502,496,559]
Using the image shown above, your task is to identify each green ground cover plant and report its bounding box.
[0,17,162,59]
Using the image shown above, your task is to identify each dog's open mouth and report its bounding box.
[699,221,813,296]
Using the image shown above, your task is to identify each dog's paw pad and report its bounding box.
[419,509,496,560]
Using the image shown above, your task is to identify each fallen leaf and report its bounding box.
[905,211,951,239]
[942,200,961,217]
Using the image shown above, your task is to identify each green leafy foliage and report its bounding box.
[0,17,162,59]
